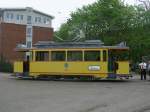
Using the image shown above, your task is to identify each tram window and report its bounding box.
[109,50,129,61]
[51,51,66,61]
[103,50,107,61]
[84,51,101,61]
[118,51,129,61]
[67,51,82,61]
[35,51,49,61]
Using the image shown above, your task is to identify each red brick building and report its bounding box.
[0,7,54,62]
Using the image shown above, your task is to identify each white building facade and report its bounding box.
[0,7,53,28]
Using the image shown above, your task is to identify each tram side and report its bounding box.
[14,48,130,79]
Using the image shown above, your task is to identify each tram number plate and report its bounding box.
[88,66,100,71]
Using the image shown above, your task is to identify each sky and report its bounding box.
[0,0,136,31]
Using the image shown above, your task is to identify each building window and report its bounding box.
[35,17,38,23]
[35,17,41,23]
[6,13,9,19]
[35,17,42,23]
[26,26,32,38]
[27,16,32,24]
[20,15,23,20]
[17,15,20,20]
[6,13,14,20]
[43,18,51,24]
[46,19,50,24]
[16,14,24,21]
[27,41,32,48]
[44,18,46,24]
[10,13,13,19]
[26,27,32,36]
[38,17,41,23]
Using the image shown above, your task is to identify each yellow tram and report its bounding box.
[14,41,130,80]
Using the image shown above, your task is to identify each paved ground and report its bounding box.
[0,73,150,112]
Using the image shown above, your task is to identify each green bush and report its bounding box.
[0,59,13,73]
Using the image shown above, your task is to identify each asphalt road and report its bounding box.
[0,73,150,112]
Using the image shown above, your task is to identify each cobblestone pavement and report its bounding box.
[0,73,150,112]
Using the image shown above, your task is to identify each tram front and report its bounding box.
[108,47,130,79]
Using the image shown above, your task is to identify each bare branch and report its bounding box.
[137,0,150,10]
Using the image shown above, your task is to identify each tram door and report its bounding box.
[23,56,30,73]
[108,50,118,74]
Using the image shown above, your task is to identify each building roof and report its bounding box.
[0,7,54,19]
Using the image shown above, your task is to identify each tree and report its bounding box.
[54,0,150,63]
[57,0,137,41]
[137,0,150,10]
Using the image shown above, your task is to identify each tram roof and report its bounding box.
[34,41,129,50]
[15,41,129,51]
